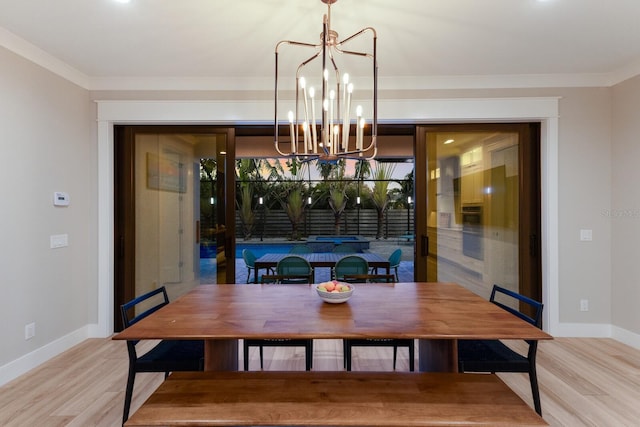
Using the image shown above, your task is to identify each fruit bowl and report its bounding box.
[315,281,354,304]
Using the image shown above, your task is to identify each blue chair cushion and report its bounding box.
[458,339,529,372]
[135,340,204,372]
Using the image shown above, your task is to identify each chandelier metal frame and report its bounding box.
[274,0,378,162]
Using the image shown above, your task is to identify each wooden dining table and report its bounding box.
[254,252,390,283]
[113,282,552,372]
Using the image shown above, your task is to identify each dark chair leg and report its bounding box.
[346,341,352,371]
[343,340,348,369]
[305,341,313,371]
[122,366,136,424]
[392,345,398,370]
[408,342,415,372]
[530,365,542,415]
[243,342,250,371]
[259,345,264,370]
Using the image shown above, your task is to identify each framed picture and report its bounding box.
[147,152,187,193]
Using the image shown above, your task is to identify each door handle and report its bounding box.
[421,235,429,257]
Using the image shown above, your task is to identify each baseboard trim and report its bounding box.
[0,326,90,386]
[553,322,612,338]
[612,326,640,350]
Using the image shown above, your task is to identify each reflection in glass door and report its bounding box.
[416,124,540,303]
[114,126,235,331]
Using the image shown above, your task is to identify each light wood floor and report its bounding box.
[1,337,639,426]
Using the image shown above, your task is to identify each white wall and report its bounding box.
[611,75,640,337]
[0,46,96,383]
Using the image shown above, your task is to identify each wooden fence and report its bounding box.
[236,208,414,240]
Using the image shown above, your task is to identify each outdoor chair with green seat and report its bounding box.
[289,244,312,254]
[276,255,314,284]
[243,255,314,371]
[332,243,357,253]
[242,248,274,283]
[371,248,402,282]
[340,274,415,372]
[332,255,369,282]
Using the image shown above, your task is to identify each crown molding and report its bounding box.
[605,59,640,86]
[2,25,638,91]
[0,26,89,89]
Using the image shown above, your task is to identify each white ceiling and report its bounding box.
[1,0,640,90]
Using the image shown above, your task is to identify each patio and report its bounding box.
[202,238,415,284]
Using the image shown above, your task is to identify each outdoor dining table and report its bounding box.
[113,282,552,372]
[254,252,390,283]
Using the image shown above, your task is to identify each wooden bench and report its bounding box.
[125,371,547,426]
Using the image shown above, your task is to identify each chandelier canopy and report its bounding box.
[274,0,378,162]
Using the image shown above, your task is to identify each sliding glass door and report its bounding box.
[114,126,236,331]
[414,124,541,304]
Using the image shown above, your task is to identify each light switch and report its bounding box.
[53,192,70,206]
[580,229,593,241]
[50,234,69,248]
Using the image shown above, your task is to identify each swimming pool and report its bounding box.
[235,243,295,259]
[306,235,370,252]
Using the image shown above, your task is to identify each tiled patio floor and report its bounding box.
[202,238,416,284]
[234,258,414,284]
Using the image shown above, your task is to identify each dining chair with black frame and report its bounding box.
[340,273,415,372]
[243,255,314,371]
[457,284,545,415]
[120,286,204,424]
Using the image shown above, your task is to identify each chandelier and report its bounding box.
[274,0,378,162]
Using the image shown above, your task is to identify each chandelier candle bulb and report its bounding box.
[343,83,353,151]
[323,99,329,149]
[302,121,310,154]
[300,78,310,154]
[329,90,335,153]
[356,105,363,151]
[309,87,318,153]
[341,74,350,151]
[358,117,365,155]
[288,111,296,153]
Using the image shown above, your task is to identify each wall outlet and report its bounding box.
[580,299,589,312]
[580,229,593,241]
[25,322,35,340]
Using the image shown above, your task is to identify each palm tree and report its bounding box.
[326,160,349,235]
[236,159,260,240]
[277,158,309,240]
[371,162,396,239]
[284,185,306,240]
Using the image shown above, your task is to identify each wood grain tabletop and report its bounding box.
[114,282,552,342]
